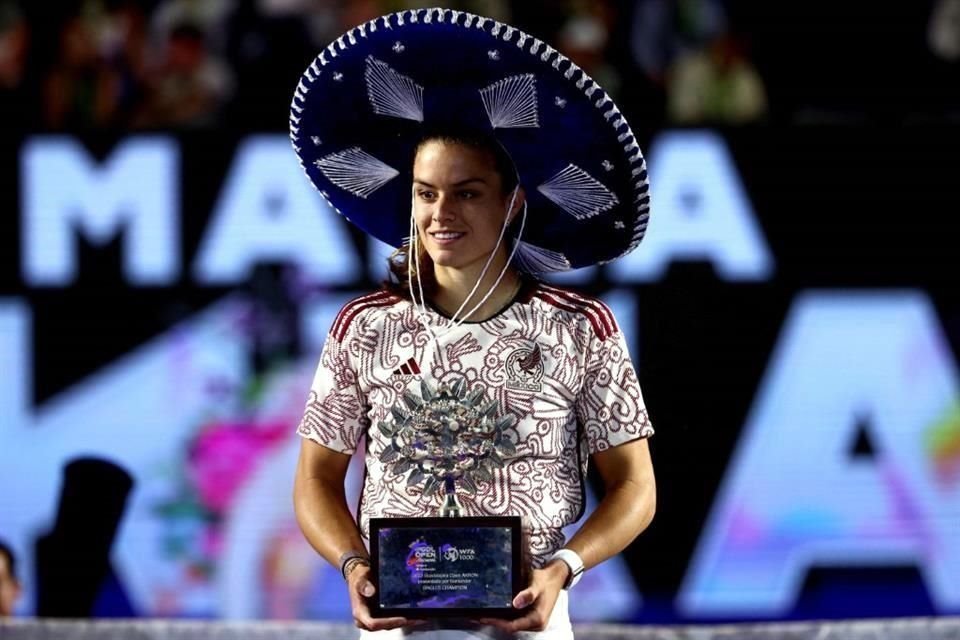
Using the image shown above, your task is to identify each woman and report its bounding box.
[291,9,655,638]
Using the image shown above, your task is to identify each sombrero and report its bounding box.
[289,7,650,272]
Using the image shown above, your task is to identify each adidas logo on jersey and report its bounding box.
[391,357,421,377]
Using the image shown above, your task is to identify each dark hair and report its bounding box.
[0,539,16,581]
[418,129,520,195]
[385,130,522,299]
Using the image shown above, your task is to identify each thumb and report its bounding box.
[513,587,535,609]
[360,580,376,598]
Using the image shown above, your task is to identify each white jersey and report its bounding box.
[297,281,654,568]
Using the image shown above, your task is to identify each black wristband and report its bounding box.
[339,550,370,580]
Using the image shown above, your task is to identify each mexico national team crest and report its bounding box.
[506,344,544,392]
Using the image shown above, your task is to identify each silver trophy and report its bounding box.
[378,376,517,516]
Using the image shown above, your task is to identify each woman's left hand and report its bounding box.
[479,560,569,633]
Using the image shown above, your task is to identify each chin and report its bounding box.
[430,253,467,269]
[426,245,492,272]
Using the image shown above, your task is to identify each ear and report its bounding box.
[505,186,526,224]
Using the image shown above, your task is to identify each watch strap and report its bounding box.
[549,548,585,589]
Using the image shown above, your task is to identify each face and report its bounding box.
[0,553,18,617]
[413,140,520,274]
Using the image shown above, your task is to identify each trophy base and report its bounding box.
[369,515,523,619]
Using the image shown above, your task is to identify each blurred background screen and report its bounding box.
[1,0,959,625]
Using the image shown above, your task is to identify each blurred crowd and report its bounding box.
[0,0,958,133]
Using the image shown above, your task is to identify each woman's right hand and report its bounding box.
[347,563,419,631]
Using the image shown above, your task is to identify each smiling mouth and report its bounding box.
[430,231,466,241]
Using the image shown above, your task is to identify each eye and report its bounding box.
[458,191,478,200]
[417,190,436,201]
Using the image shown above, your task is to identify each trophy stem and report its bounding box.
[440,476,462,518]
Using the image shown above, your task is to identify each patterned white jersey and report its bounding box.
[297,281,654,565]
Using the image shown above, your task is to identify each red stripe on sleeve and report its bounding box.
[331,291,396,343]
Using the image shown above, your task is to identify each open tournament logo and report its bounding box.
[405,540,436,584]
[505,344,544,392]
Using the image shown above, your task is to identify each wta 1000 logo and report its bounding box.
[441,544,476,563]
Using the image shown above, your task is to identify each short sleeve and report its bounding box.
[575,321,654,455]
[296,331,369,455]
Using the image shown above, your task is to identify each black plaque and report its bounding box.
[370,516,523,618]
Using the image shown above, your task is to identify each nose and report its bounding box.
[432,193,457,223]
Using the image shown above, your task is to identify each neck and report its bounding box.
[431,253,521,322]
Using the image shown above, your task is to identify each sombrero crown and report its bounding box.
[290,8,650,272]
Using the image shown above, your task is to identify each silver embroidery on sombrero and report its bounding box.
[512,239,571,273]
[537,164,620,221]
[479,74,539,129]
[314,147,400,199]
[364,56,425,122]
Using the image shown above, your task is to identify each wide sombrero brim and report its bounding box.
[290,8,650,272]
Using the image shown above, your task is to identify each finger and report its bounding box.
[478,617,515,632]
[479,610,543,633]
[502,610,547,633]
[355,615,410,631]
[370,617,412,631]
